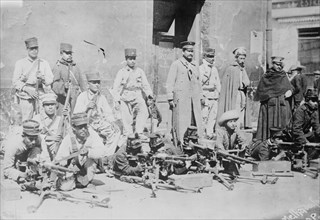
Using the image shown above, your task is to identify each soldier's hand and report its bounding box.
[86,101,96,111]
[200,98,205,105]
[284,90,292,98]
[23,86,38,99]
[80,147,89,156]
[62,106,70,117]
[169,100,175,110]
[64,81,70,89]
[114,101,121,111]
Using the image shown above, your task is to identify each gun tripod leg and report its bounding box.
[27,191,50,213]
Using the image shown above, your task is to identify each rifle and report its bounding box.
[35,59,41,114]
[53,81,73,159]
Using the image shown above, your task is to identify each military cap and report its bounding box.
[204,48,215,57]
[60,43,73,53]
[86,71,101,81]
[218,110,239,126]
[313,70,320,75]
[71,112,89,126]
[180,41,195,49]
[304,87,318,99]
[25,37,38,48]
[22,119,40,136]
[288,63,305,72]
[271,56,285,64]
[127,133,142,149]
[269,127,284,139]
[232,47,247,57]
[41,93,57,105]
[125,48,137,57]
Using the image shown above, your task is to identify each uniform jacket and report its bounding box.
[166,57,203,142]
[199,59,221,100]
[2,135,42,181]
[215,127,249,150]
[112,66,152,102]
[291,103,320,145]
[291,74,308,108]
[112,146,144,176]
[12,56,53,99]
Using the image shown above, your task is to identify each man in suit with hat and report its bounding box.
[32,93,64,160]
[12,37,53,121]
[216,47,250,130]
[74,71,121,157]
[255,56,293,140]
[199,48,221,139]
[215,110,250,151]
[112,133,146,177]
[112,48,153,137]
[166,41,203,144]
[2,120,44,183]
[288,62,307,111]
[54,112,106,189]
[52,43,85,115]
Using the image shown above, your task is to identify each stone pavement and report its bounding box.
[1,170,319,220]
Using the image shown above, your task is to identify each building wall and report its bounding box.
[0,0,154,88]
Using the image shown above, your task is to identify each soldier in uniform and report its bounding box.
[74,71,121,157]
[112,134,145,177]
[199,48,221,138]
[166,41,203,144]
[216,47,250,129]
[288,63,307,111]
[313,70,320,96]
[51,43,85,115]
[12,37,53,121]
[112,48,153,136]
[2,120,44,183]
[54,112,106,189]
[215,110,250,151]
[32,93,63,160]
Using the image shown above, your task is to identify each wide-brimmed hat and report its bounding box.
[218,110,239,126]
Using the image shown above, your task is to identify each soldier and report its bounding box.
[112,48,153,136]
[313,70,320,96]
[288,63,307,111]
[54,112,106,189]
[215,110,250,151]
[32,93,63,160]
[74,71,121,157]
[166,41,203,144]
[112,134,145,177]
[199,48,221,139]
[291,88,320,148]
[216,47,250,129]
[255,56,293,140]
[51,43,85,115]
[247,128,284,161]
[12,37,53,121]
[2,120,44,183]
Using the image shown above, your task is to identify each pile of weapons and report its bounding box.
[118,141,283,198]
[19,159,111,213]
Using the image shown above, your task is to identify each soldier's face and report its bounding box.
[27,47,39,59]
[205,55,215,64]
[126,57,136,68]
[62,51,73,62]
[226,119,237,130]
[43,103,56,116]
[73,124,89,140]
[273,62,283,71]
[236,55,246,67]
[314,75,320,80]
[307,98,318,110]
[88,80,101,93]
[183,49,194,60]
[23,135,39,148]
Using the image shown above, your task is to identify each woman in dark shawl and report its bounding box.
[254,56,293,140]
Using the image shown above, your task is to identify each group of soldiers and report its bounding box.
[2,36,320,192]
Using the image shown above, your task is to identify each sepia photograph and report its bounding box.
[0,0,319,219]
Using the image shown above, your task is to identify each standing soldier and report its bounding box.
[51,43,85,115]
[12,37,53,121]
[166,41,203,145]
[112,48,153,137]
[199,48,221,139]
[288,63,307,111]
[313,70,320,97]
[216,47,250,129]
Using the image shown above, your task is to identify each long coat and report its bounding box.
[166,57,203,143]
[255,67,293,140]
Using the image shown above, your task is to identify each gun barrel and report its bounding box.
[217,150,258,165]
[42,163,74,173]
